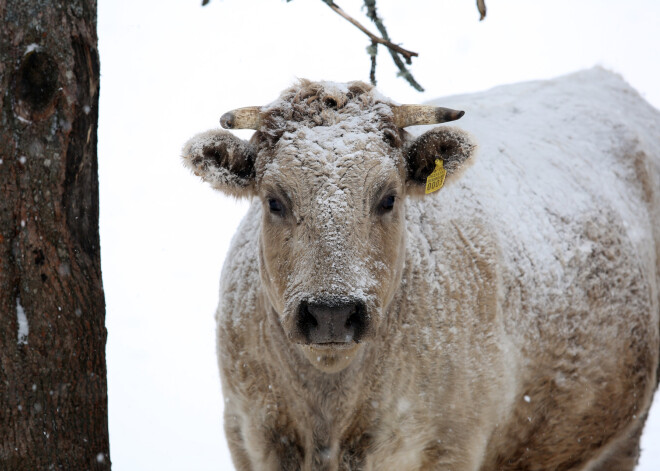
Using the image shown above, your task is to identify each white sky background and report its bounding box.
[97,1,660,469]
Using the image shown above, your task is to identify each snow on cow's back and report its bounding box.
[407,66,660,368]
[421,67,660,224]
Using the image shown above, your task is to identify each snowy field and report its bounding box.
[98,0,660,469]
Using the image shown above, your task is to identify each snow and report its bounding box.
[97,0,660,469]
[16,297,28,345]
[58,262,71,277]
[24,43,40,55]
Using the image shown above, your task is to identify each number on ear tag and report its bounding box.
[425,159,446,194]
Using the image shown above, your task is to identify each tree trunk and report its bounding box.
[0,0,110,469]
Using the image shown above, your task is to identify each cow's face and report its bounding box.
[183,81,475,373]
[256,112,408,373]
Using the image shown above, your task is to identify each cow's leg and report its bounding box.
[224,415,254,471]
[587,415,646,471]
[226,410,310,471]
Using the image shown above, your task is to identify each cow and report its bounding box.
[182,67,660,471]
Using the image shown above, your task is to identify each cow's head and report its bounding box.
[183,80,476,373]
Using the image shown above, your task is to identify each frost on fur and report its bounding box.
[187,70,660,470]
[182,129,256,198]
[405,126,477,195]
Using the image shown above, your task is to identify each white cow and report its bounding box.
[183,68,660,470]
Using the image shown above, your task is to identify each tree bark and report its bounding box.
[0,0,110,469]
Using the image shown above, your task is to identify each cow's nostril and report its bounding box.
[345,306,366,340]
[301,303,318,327]
[296,302,318,341]
[346,311,360,328]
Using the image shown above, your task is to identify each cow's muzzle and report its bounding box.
[294,299,367,345]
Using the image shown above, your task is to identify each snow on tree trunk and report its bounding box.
[0,0,110,468]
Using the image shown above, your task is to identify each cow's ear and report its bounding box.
[182,129,257,198]
[405,126,477,196]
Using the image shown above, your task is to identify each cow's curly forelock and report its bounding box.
[252,79,403,151]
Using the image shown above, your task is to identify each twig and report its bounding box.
[367,41,377,86]
[322,0,418,63]
[363,0,424,91]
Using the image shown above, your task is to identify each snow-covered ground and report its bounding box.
[98,0,660,469]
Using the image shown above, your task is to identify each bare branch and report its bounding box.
[323,0,418,63]
[367,41,378,86]
[202,0,487,92]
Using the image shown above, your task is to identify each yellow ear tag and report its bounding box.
[425,159,446,194]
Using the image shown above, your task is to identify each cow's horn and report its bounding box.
[392,105,465,128]
[220,106,262,130]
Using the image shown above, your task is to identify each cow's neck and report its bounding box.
[251,274,412,468]
[261,298,379,421]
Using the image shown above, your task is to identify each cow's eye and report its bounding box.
[379,194,396,213]
[268,198,284,215]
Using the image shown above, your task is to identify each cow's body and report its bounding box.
[185,68,660,470]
